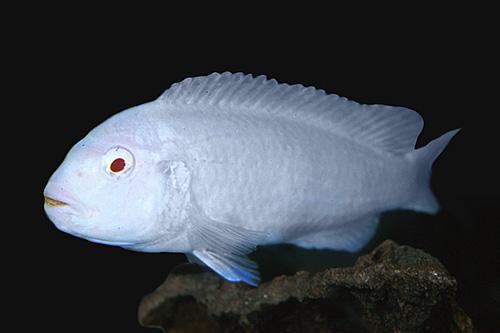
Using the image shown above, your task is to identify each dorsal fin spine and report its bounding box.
[158,72,425,155]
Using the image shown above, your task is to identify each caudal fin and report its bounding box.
[405,129,460,214]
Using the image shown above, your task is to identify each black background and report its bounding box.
[11,8,499,333]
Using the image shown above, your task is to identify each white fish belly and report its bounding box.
[165,110,413,244]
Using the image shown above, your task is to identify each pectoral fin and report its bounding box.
[188,219,267,286]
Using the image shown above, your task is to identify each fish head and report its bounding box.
[44,109,169,247]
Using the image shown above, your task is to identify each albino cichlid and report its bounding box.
[44,72,459,285]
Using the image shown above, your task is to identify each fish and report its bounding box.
[43,72,459,285]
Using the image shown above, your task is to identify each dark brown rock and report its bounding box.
[138,240,473,332]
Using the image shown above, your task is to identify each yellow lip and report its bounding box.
[44,196,67,207]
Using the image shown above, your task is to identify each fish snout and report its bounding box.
[43,182,93,218]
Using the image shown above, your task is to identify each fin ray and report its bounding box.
[192,249,260,285]
[187,218,267,286]
[159,72,424,154]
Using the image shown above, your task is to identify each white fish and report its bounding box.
[44,72,459,285]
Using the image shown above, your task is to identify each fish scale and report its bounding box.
[189,114,298,228]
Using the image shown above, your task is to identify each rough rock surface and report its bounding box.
[138,240,473,332]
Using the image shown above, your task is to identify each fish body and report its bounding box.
[44,72,459,285]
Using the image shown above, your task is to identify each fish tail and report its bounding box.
[404,128,460,214]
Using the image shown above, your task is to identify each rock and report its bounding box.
[138,240,473,332]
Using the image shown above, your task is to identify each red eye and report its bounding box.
[110,158,126,173]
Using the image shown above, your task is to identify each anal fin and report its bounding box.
[292,215,379,252]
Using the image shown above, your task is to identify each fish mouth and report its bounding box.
[43,182,93,218]
[44,196,68,207]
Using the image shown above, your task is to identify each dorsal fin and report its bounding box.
[159,72,424,154]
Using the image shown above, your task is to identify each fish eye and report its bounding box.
[103,146,134,178]
[110,158,126,173]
